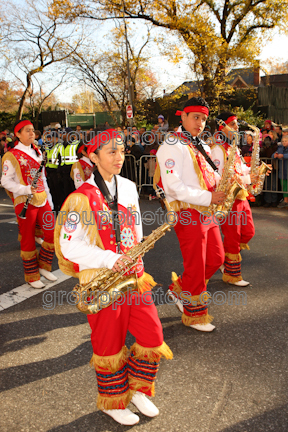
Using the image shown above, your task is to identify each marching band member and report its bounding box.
[70,144,94,189]
[211,112,255,287]
[154,97,225,332]
[54,129,172,426]
[1,120,56,288]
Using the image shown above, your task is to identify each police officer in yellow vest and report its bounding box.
[45,131,63,213]
[57,127,80,206]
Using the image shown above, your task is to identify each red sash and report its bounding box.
[10,148,45,193]
[74,182,144,277]
[79,159,93,181]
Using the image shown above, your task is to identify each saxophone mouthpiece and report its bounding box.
[238,120,248,127]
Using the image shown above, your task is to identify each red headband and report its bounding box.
[176,106,209,116]
[14,120,33,135]
[87,129,124,155]
[218,116,237,131]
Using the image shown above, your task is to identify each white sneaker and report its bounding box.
[167,291,184,313]
[189,323,215,332]
[219,264,225,274]
[102,408,139,425]
[229,279,250,287]
[29,280,45,289]
[35,236,44,245]
[39,269,58,282]
[131,392,159,417]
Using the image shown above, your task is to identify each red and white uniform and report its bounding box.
[211,141,255,283]
[70,156,94,189]
[55,174,172,410]
[1,142,55,282]
[155,130,225,326]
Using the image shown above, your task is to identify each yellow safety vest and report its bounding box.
[46,143,63,168]
[61,140,79,166]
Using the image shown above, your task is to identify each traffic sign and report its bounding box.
[126,105,133,119]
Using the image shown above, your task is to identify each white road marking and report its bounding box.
[0,218,17,224]
[0,203,14,207]
[0,269,71,311]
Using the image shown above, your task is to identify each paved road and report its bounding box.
[0,188,288,432]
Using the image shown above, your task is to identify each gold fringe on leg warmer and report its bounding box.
[90,346,128,373]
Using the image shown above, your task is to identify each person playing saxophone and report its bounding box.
[211,112,258,287]
[154,97,226,332]
[54,129,172,426]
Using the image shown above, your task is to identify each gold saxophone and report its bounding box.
[239,121,271,196]
[74,188,174,314]
[208,119,244,217]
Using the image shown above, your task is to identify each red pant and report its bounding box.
[87,292,172,410]
[87,292,163,356]
[221,199,255,254]
[221,199,255,283]
[172,209,225,325]
[15,201,55,282]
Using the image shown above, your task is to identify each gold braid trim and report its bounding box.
[54,193,105,278]
[153,158,161,190]
[2,152,47,207]
[182,313,214,326]
[240,243,250,250]
[130,342,173,362]
[90,345,128,373]
[14,191,47,208]
[129,378,156,397]
[170,272,183,295]
[96,391,132,411]
[70,162,85,182]
[20,249,37,260]
[186,145,208,191]
[222,273,242,283]
[225,252,242,262]
[2,152,26,187]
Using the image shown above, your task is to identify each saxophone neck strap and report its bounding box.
[93,169,121,252]
[181,126,219,173]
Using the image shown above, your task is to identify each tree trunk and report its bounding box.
[16,74,32,121]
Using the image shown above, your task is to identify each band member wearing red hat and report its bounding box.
[1,119,56,288]
[211,111,256,286]
[154,97,225,332]
[54,129,172,426]
[70,144,94,189]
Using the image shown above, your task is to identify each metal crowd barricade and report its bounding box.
[260,157,283,194]
[121,154,138,185]
[138,155,157,194]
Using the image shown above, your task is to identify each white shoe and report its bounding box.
[29,280,45,289]
[229,279,250,287]
[131,392,159,417]
[167,290,184,313]
[189,323,215,332]
[35,236,44,245]
[39,268,58,281]
[219,264,225,274]
[102,408,139,425]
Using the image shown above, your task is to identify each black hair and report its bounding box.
[13,119,33,135]
[216,111,236,122]
[184,96,209,111]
